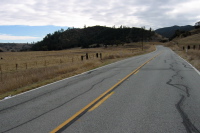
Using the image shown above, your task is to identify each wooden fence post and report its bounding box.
[16,64,18,70]
[100,53,102,60]
[86,53,88,60]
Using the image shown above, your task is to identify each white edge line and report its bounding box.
[178,54,200,75]
[1,46,158,102]
[170,49,200,76]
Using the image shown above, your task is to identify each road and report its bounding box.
[0,45,200,133]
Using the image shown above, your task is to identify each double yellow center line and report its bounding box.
[50,52,162,133]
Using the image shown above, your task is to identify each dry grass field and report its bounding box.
[0,43,156,99]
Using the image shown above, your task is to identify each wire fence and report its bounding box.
[0,53,103,72]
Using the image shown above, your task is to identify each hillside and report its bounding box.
[0,43,33,52]
[155,25,194,39]
[166,27,200,71]
[173,28,200,46]
[190,27,200,35]
[31,26,162,51]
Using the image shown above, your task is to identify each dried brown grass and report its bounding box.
[177,50,200,70]
[0,43,155,99]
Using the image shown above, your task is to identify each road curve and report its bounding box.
[0,45,200,133]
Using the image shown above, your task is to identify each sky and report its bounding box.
[0,0,200,43]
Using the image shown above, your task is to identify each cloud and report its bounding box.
[0,0,200,29]
[0,34,39,40]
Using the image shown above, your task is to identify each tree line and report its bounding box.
[31,26,155,51]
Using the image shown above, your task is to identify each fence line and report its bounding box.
[0,50,143,73]
[0,50,143,83]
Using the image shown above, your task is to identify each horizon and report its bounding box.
[0,0,199,43]
[0,24,196,44]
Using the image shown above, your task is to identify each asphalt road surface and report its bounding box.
[0,45,200,133]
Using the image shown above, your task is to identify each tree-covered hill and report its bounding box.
[31,26,157,51]
[155,25,194,39]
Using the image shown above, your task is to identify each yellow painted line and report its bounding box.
[50,52,162,133]
[134,70,139,74]
[89,92,114,112]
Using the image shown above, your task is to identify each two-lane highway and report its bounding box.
[1,46,200,133]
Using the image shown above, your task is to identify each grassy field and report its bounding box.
[0,43,156,99]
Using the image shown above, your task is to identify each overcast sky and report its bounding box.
[0,0,200,43]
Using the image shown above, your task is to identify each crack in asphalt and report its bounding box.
[166,61,200,133]
[176,95,200,133]
[171,70,184,79]
[167,79,190,97]
[182,63,193,69]
[169,63,175,71]
[86,69,97,75]
[2,73,118,133]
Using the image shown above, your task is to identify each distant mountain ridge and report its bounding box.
[0,43,32,52]
[155,25,194,39]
